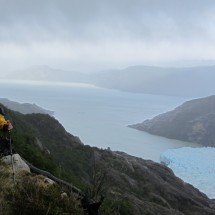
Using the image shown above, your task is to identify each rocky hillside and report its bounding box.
[130,95,215,146]
[2,103,215,214]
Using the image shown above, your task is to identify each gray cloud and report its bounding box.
[0,0,215,72]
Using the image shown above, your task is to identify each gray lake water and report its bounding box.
[0,80,200,162]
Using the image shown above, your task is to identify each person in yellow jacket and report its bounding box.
[0,107,13,131]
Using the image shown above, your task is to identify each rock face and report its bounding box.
[2,153,31,173]
[130,95,215,146]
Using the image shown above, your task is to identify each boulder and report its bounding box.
[1,153,30,173]
[44,177,55,185]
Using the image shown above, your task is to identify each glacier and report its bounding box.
[160,147,215,199]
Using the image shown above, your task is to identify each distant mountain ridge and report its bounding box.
[130,95,215,146]
[0,98,54,115]
[4,64,215,97]
[89,65,215,97]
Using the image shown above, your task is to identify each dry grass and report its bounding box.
[0,162,14,215]
[0,161,83,215]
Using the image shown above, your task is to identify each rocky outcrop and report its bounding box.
[2,153,30,173]
[130,95,215,146]
[1,153,82,195]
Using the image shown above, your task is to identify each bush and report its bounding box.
[7,173,83,215]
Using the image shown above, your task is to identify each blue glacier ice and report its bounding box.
[160,147,215,199]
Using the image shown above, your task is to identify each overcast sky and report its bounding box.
[1,0,215,72]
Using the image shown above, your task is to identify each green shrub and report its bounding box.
[7,174,83,215]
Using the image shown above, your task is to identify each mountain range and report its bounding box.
[88,65,215,97]
[5,64,215,97]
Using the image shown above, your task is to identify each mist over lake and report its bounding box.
[0,80,199,161]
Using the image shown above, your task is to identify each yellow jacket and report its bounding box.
[0,114,7,130]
